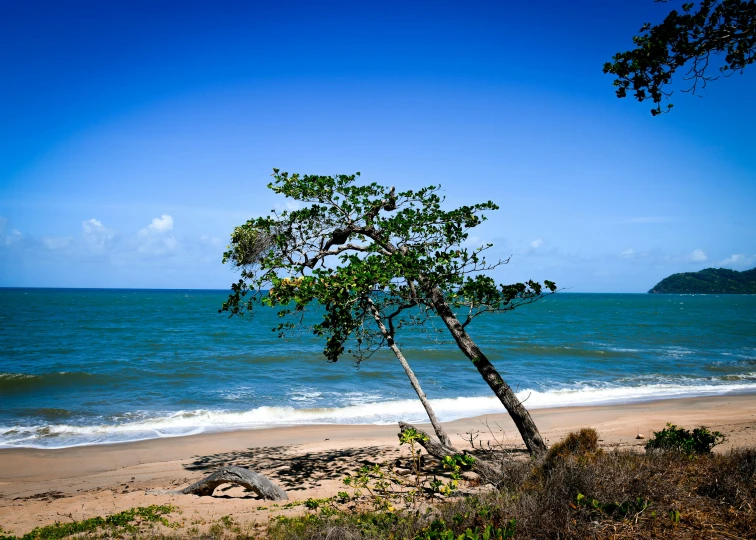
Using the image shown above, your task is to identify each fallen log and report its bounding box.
[399,422,505,485]
[150,466,288,500]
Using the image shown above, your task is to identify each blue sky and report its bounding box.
[1,0,754,292]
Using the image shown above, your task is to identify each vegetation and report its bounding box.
[605,0,756,115]
[266,429,756,539]
[0,505,174,540]
[542,427,602,470]
[338,426,473,511]
[221,171,556,455]
[649,266,756,293]
[646,422,726,454]
[7,428,751,539]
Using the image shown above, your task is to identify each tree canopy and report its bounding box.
[604,0,756,115]
[221,171,556,454]
[221,171,553,364]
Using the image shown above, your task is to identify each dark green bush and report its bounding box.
[645,423,725,455]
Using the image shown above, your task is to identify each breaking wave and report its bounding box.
[3,379,756,449]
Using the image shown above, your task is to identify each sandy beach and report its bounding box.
[2,394,756,536]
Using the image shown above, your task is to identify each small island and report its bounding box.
[649,267,756,294]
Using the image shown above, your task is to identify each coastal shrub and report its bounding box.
[268,443,756,539]
[341,428,469,511]
[542,428,602,471]
[0,505,174,540]
[268,497,519,540]
[645,423,725,455]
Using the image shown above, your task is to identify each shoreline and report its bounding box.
[2,394,756,535]
[3,392,756,466]
[5,387,756,452]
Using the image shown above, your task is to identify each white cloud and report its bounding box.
[619,248,635,259]
[720,253,756,269]
[530,238,543,250]
[82,218,115,250]
[145,214,173,233]
[137,214,178,256]
[689,249,708,262]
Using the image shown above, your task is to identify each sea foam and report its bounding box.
[3,380,756,449]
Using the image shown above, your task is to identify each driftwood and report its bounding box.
[399,422,505,485]
[151,466,287,500]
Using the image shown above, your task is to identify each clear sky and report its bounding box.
[1,0,754,292]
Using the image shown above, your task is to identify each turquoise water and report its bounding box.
[1,289,755,448]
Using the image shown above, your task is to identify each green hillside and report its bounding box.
[649,267,756,294]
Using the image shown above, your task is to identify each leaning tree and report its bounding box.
[221,171,556,456]
[605,0,756,115]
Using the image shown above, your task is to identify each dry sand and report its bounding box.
[2,394,756,536]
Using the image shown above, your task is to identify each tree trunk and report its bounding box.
[398,422,504,485]
[429,288,547,456]
[177,466,288,499]
[360,228,545,455]
[368,299,454,447]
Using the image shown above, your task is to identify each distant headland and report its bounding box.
[649,267,756,294]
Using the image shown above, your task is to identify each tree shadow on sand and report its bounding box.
[184,445,402,492]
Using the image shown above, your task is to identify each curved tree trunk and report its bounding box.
[429,288,547,456]
[367,299,453,448]
[360,228,545,455]
[178,466,288,499]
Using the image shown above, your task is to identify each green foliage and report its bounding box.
[270,498,517,540]
[646,423,725,454]
[416,519,516,540]
[302,497,341,516]
[575,492,651,519]
[339,432,473,511]
[342,464,398,510]
[649,267,756,294]
[604,0,756,115]
[435,454,476,496]
[0,505,173,540]
[399,427,431,501]
[302,498,321,509]
[221,170,556,364]
[400,425,430,446]
[223,225,274,267]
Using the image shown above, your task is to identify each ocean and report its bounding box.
[1,289,755,449]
